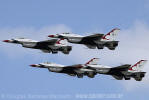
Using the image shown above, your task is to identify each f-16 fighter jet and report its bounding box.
[3,38,72,54]
[86,58,147,81]
[48,28,120,50]
[30,59,99,78]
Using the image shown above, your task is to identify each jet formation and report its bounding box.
[3,28,147,81]
[3,28,120,54]
[30,58,147,81]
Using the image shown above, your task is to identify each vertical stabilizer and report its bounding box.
[129,60,147,72]
[101,28,120,41]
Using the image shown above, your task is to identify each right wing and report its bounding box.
[40,49,50,53]
[81,34,104,49]
[84,44,96,49]
[112,75,123,80]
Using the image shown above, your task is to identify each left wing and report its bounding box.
[111,64,131,71]
[63,64,94,75]
[60,64,84,74]
[83,34,104,42]
[37,39,58,45]
[64,64,84,69]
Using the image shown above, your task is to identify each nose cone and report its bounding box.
[30,64,38,67]
[48,35,55,38]
[3,40,10,42]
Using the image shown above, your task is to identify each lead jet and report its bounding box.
[86,58,147,81]
[30,59,99,78]
[48,28,120,50]
[3,38,72,54]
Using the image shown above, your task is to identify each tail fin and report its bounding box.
[129,60,148,72]
[55,39,68,46]
[85,58,99,65]
[101,28,120,41]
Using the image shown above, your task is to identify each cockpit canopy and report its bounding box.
[62,32,70,34]
[18,38,25,39]
[43,62,51,64]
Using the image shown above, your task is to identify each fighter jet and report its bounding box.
[30,59,98,78]
[86,58,147,81]
[48,28,120,50]
[3,38,72,54]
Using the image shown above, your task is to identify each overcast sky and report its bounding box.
[0,0,149,100]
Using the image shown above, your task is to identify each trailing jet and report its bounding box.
[30,59,98,78]
[48,28,120,50]
[86,58,147,81]
[3,38,72,54]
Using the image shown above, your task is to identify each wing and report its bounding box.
[80,34,104,48]
[40,49,50,53]
[84,44,96,49]
[111,64,131,71]
[105,64,131,80]
[58,64,84,74]
[84,34,104,40]
[64,64,83,69]
[37,39,58,45]
[64,65,94,73]
[84,34,104,39]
